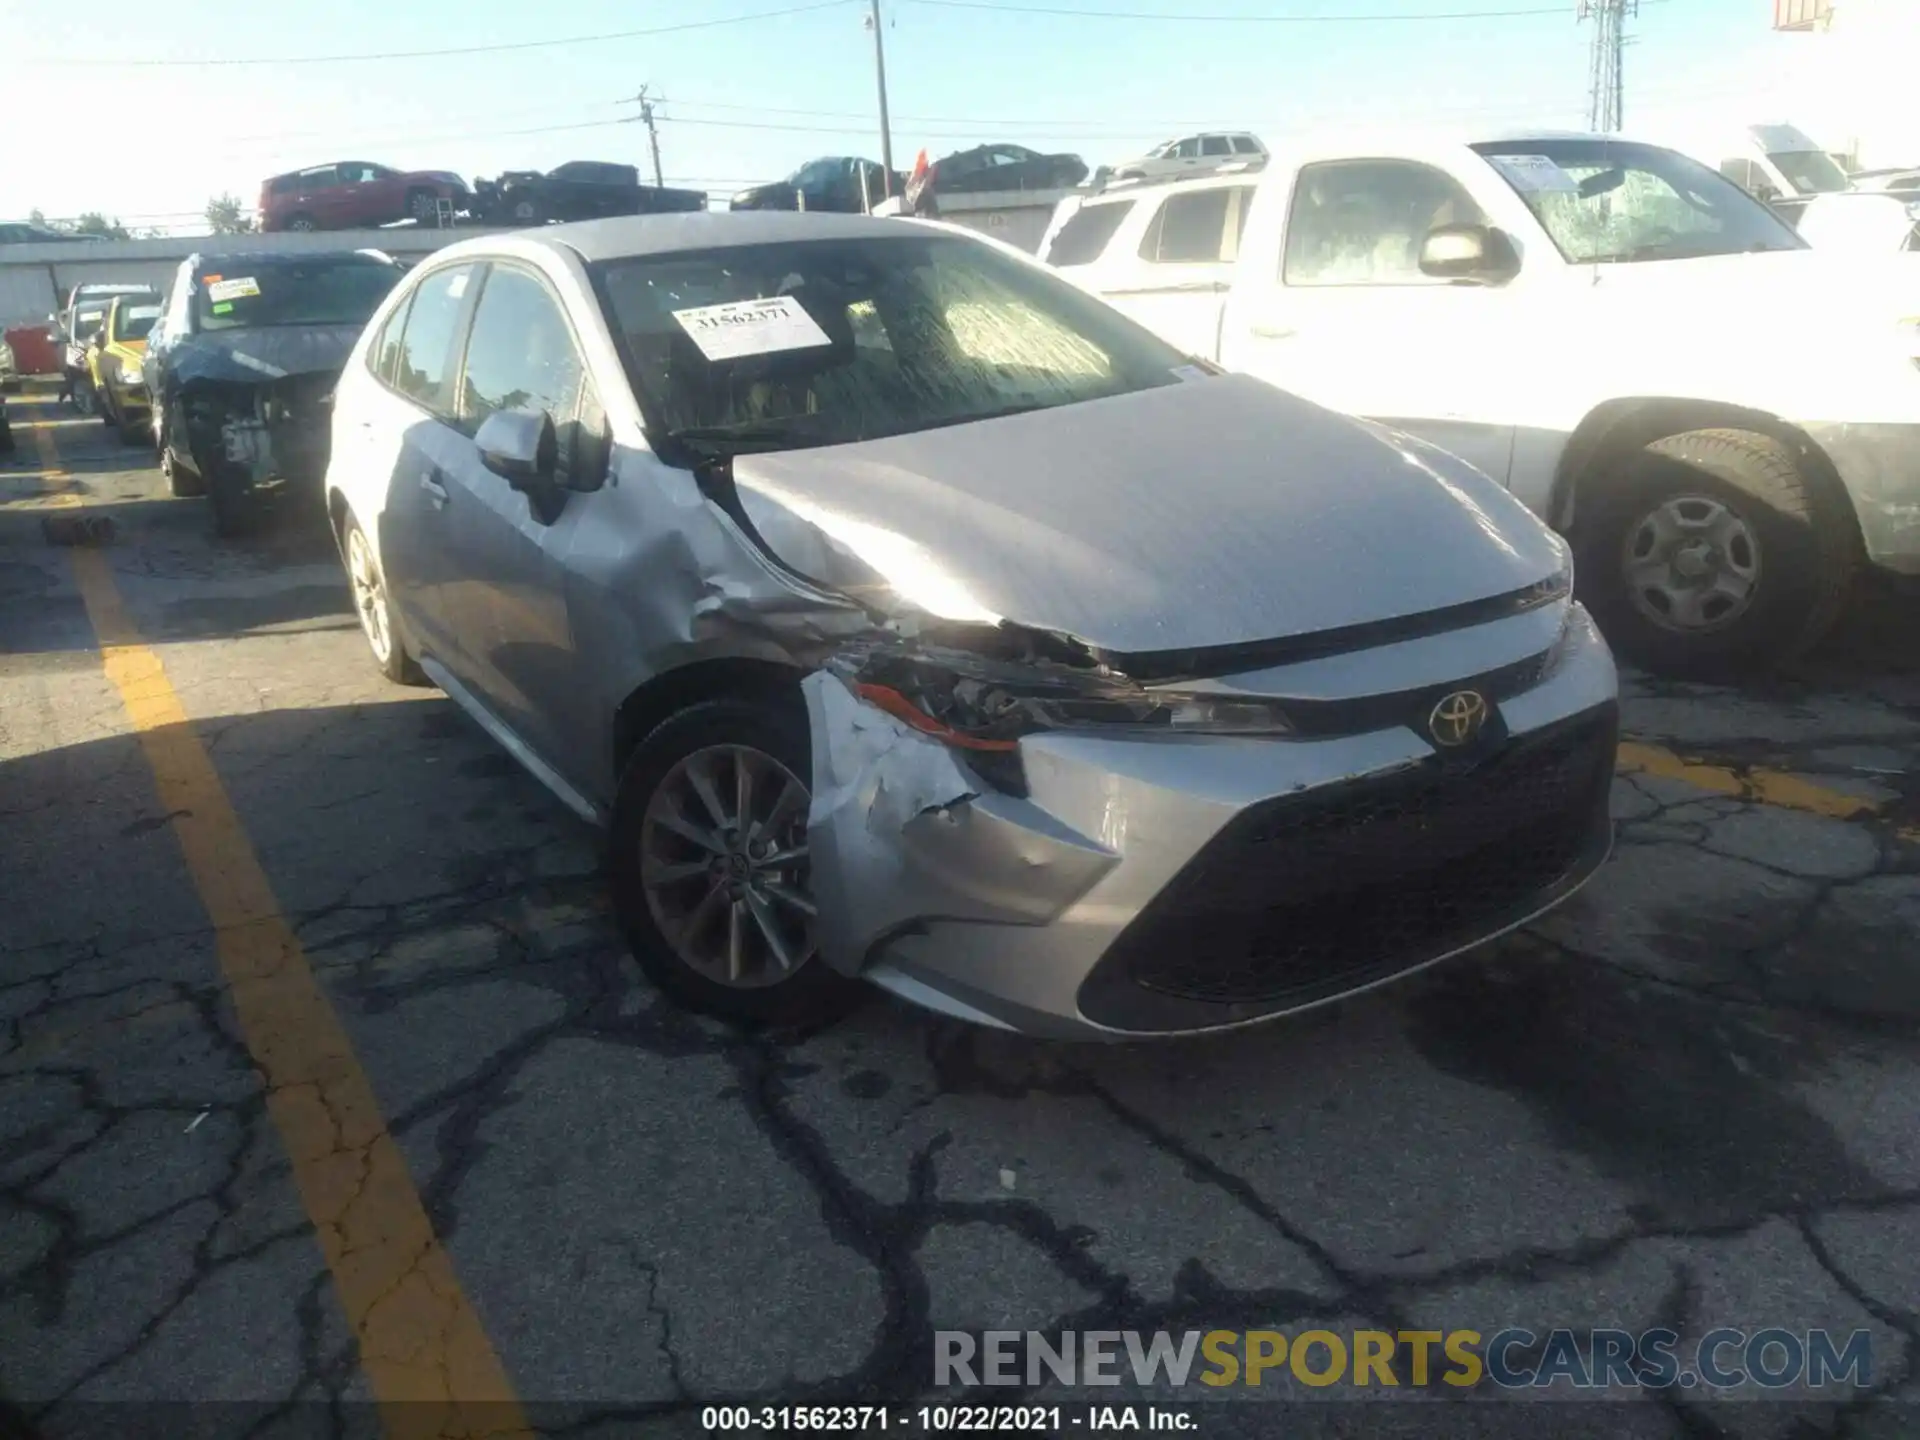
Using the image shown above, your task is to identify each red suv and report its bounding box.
[259,161,469,232]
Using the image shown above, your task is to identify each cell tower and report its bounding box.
[1578,0,1638,133]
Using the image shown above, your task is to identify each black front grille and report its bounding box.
[1077,705,1617,1030]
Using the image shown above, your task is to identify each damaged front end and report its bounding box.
[182,371,338,518]
[797,619,1306,992]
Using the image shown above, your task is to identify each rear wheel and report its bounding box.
[610,700,862,1029]
[285,213,317,232]
[407,188,439,224]
[342,514,428,685]
[1575,427,1858,678]
[510,196,544,225]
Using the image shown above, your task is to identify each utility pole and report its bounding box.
[634,85,666,188]
[1577,0,1638,133]
[866,0,896,197]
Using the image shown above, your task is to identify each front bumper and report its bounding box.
[109,382,150,413]
[805,605,1619,1040]
[1804,421,1920,575]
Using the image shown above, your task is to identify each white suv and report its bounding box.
[1114,132,1266,183]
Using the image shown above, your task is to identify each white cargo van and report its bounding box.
[1675,123,1920,253]
[1036,129,1920,677]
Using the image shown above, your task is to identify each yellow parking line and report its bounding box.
[42,422,528,1440]
[1617,740,1881,821]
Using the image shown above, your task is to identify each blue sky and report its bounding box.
[2,0,1795,230]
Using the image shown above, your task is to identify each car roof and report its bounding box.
[468,211,916,264]
[185,249,396,268]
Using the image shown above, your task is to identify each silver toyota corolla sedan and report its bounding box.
[324,211,1619,1039]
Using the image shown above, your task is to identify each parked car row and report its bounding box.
[27,124,1917,1046]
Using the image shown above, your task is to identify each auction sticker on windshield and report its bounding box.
[207,277,261,303]
[1486,155,1580,194]
[672,296,831,362]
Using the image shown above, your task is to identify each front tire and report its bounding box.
[159,411,205,497]
[341,514,428,685]
[609,699,861,1029]
[407,189,439,225]
[1575,427,1857,679]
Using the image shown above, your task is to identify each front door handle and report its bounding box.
[1251,324,1298,340]
[420,474,450,506]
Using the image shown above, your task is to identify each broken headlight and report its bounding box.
[841,643,1296,757]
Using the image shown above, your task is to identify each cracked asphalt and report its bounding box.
[3,390,1920,1437]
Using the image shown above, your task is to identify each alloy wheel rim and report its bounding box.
[1622,494,1762,634]
[639,744,816,990]
[346,530,392,663]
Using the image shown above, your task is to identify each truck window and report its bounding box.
[1283,160,1487,286]
[1047,201,1134,266]
[1476,139,1804,263]
[1139,188,1236,264]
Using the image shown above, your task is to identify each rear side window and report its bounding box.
[1047,201,1133,266]
[391,264,475,412]
[367,294,412,388]
[1201,136,1231,157]
[1231,136,1262,155]
[1138,188,1252,264]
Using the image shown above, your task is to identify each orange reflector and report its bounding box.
[855,683,1018,752]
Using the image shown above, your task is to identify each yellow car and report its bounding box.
[87,295,165,445]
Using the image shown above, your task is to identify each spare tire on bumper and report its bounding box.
[1575,427,1859,679]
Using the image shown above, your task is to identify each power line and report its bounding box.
[26,1,856,67]
[906,0,1600,20]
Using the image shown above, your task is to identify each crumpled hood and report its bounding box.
[168,325,363,388]
[730,374,1567,656]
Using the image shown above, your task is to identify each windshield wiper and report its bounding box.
[668,418,828,457]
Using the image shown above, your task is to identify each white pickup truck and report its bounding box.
[1037,129,1920,677]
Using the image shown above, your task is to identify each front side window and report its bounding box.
[1176,139,1201,159]
[457,267,586,433]
[390,264,474,409]
[119,304,162,341]
[595,233,1188,460]
[1046,200,1133,267]
[1284,160,1486,285]
[1475,139,1806,263]
[192,260,401,332]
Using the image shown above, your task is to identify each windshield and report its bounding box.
[594,233,1190,460]
[192,261,401,332]
[1767,149,1851,195]
[71,307,109,340]
[1475,139,1806,264]
[119,305,162,341]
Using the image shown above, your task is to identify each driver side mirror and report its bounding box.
[1418,223,1521,285]
[476,409,558,491]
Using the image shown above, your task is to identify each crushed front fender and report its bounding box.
[801,670,1119,977]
